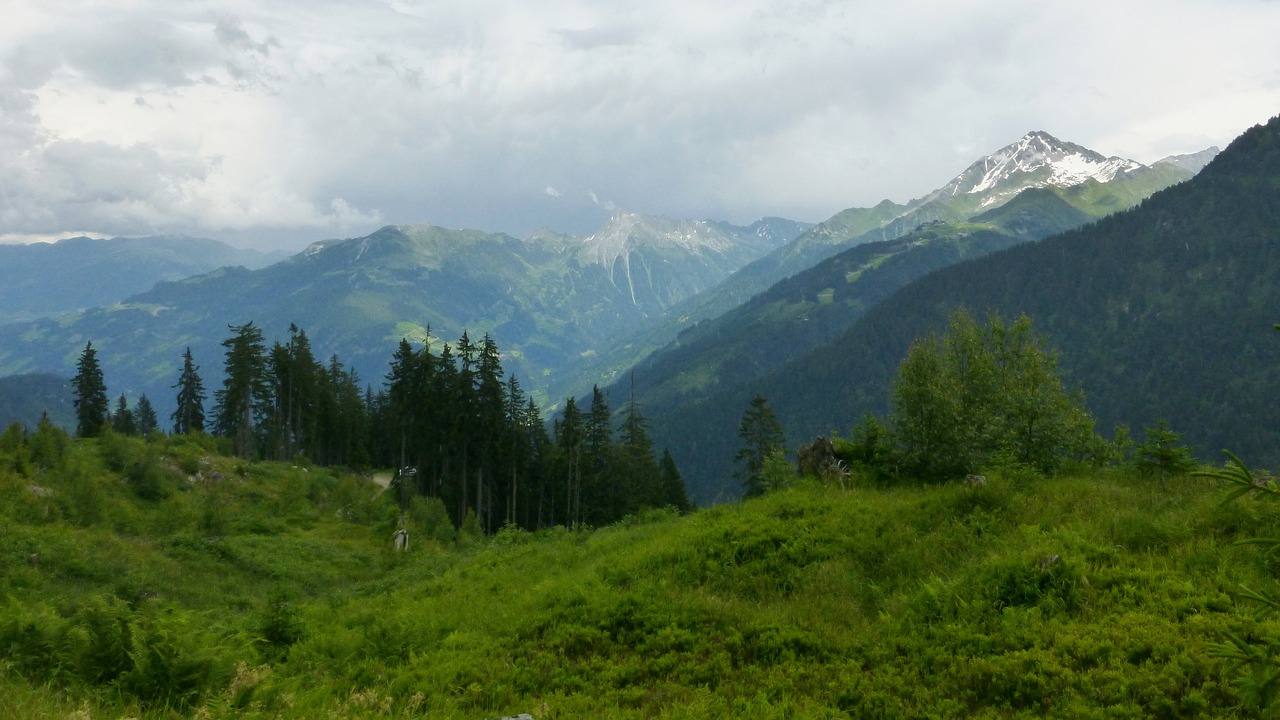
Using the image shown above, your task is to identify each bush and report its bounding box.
[121,604,231,709]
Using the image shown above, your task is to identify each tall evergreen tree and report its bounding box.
[615,382,662,514]
[72,341,109,439]
[213,322,270,458]
[134,394,159,436]
[735,394,786,497]
[659,448,689,511]
[474,334,507,531]
[267,325,321,461]
[504,374,528,526]
[525,396,552,528]
[557,396,584,527]
[583,385,614,523]
[111,394,137,436]
[172,347,207,435]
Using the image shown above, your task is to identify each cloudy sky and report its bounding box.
[2,0,1278,251]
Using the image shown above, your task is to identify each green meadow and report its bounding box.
[2,428,1277,718]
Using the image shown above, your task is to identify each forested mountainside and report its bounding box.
[0,235,286,324]
[609,187,1094,422]
[0,373,73,430]
[665,134,1212,337]
[655,116,1280,503]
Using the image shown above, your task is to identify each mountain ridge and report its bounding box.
[652,116,1279,502]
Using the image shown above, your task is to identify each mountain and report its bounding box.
[655,116,1280,502]
[599,138,1212,501]
[675,133,1213,333]
[0,373,74,431]
[0,235,288,324]
[0,214,805,422]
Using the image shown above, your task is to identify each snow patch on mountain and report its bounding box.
[928,131,1145,208]
[578,211,734,267]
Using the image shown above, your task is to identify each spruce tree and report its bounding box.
[213,322,270,458]
[134,394,159,436]
[111,394,137,436]
[172,347,207,435]
[659,448,689,511]
[557,396,584,526]
[72,341,109,439]
[735,394,786,497]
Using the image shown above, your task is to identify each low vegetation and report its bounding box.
[2,421,1278,718]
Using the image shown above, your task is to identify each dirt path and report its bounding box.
[371,472,392,490]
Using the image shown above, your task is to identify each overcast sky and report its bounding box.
[2,0,1278,251]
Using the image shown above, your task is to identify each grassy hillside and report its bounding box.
[1,429,1276,718]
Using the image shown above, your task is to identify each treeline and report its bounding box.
[70,322,688,533]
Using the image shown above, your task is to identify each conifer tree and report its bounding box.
[616,383,661,514]
[72,341,109,439]
[557,396,584,526]
[659,448,689,511]
[735,394,786,497]
[172,347,207,435]
[111,394,137,436]
[213,322,270,458]
[583,385,614,522]
[134,394,159,436]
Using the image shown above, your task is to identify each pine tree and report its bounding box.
[213,322,270,458]
[111,394,137,436]
[172,347,207,435]
[583,385,614,522]
[72,341,109,439]
[557,396,584,526]
[735,394,786,497]
[134,394,159,436]
[659,448,689,511]
[615,382,661,514]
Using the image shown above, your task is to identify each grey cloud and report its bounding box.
[0,138,212,235]
[554,25,641,51]
[214,15,279,56]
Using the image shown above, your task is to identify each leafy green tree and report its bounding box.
[735,394,786,497]
[111,394,137,436]
[213,322,270,458]
[133,394,159,436]
[890,309,1094,479]
[172,347,206,435]
[72,341,110,439]
[1135,419,1198,481]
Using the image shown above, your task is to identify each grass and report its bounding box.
[1,434,1276,718]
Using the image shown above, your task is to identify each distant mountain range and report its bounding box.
[666,134,1217,336]
[647,118,1276,502]
[0,126,1230,503]
[0,216,807,425]
[0,235,288,325]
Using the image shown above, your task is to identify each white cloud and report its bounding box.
[1,0,1278,250]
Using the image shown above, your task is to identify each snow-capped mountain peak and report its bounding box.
[929,131,1145,207]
